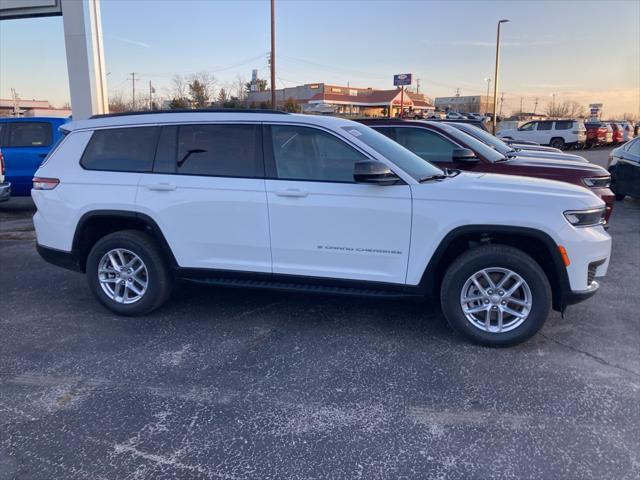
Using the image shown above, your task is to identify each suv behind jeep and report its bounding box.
[32,111,611,347]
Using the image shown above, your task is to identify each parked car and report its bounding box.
[431,118,566,152]
[425,111,446,120]
[0,148,9,202]
[497,120,586,150]
[608,137,640,200]
[465,113,487,121]
[446,112,467,120]
[446,122,589,163]
[32,110,611,347]
[584,121,613,148]
[620,122,635,142]
[0,117,69,196]
[610,122,624,144]
[358,119,615,224]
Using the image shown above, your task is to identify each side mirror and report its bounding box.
[452,148,479,163]
[353,160,400,186]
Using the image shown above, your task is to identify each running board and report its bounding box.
[179,276,425,299]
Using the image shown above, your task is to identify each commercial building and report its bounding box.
[434,95,494,114]
[247,83,434,117]
[0,99,71,118]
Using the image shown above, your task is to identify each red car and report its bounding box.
[357,119,616,224]
[585,122,613,148]
[610,123,624,144]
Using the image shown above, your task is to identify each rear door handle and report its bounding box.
[146,183,177,191]
[275,189,308,198]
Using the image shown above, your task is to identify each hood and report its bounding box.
[502,155,608,175]
[411,171,603,212]
[509,150,589,163]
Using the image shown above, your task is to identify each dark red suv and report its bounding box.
[358,119,615,223]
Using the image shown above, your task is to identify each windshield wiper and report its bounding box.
[418,174,448,183]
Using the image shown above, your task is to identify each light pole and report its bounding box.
[270,0,276,109]
[550,92,556,118]
[492,19,509,134]
[484,77,491,114]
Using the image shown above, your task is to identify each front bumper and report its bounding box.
[0,181,10,202]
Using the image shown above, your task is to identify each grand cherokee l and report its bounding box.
[32,111,611,347]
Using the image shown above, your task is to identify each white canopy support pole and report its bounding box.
[61,0,108,119]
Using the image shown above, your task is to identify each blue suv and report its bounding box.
[0,117,69,197]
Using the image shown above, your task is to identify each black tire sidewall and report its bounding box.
[550,138,565,149]
[86,232,168,316]
[441,249,551,347]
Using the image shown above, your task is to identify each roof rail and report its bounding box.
[89,108,290,119]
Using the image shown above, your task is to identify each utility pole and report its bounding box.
[128,72,138,109]
[519,96,523,118]
[149,80,155,110]
[492,19,510,133]
[416,78,421,94]
[270,0,276,109]
[10,88,20,116]
[484,77,491,114]
[533,97,539,115]
[499,92,505,116]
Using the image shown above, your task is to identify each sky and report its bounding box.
[1,0,639,117]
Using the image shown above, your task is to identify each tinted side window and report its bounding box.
[6,122,53,147]
[177,124,261,177]
[81,127,158,172]
[626,138,640,156]
[555,121,572,130]
[537,121,553,131]
[270,125,367,182]
[394,127,457,163]
[519,122,535,131]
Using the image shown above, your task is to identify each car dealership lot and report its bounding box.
[1,149,638,479]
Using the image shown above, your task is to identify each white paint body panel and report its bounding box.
[136,175,271,272]
[266,180,411,283]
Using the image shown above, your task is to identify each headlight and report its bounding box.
[563,207,606,227]
[582,176,611,188]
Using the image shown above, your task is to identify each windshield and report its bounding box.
[341,125,443,180]
[447,122,512,155]
[430,122,506,162]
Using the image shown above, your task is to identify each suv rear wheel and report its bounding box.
[86,230,173,315]
[440,244,551,347]
[549,137,565,150]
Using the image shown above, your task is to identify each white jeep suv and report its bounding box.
[498,119,587,150]
[32,111,611,347]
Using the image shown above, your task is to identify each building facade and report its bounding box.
[247,83,434,117]
[0,99,71,117]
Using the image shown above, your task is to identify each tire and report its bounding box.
[609,168,625,201]
[86,230,173,316]
[440,244,551,347]
[615,194,626,201]
[549,137,565,150]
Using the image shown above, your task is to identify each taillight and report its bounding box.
[32,177,59,190]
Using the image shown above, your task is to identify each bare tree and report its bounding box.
[169,75,190,108]
[108,92,131,112]
[546,100,586,119]
[565,101,586,118]
[233,74,247,101]
[188,71,216,108]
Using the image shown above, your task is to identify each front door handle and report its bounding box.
[146,183,177,191]
[275,189,308,198]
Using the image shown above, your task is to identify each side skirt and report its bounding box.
[174,269,428,299]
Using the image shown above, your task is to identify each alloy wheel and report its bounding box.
[98,248,148,304]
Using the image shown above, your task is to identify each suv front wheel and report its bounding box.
[86,230,173,316]
[440,244,551,347]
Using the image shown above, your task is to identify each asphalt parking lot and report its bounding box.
[1,147,639,480]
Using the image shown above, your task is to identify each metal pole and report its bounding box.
[485,78,491,114]
[400,87,404,118]
[270,0,276,109]
[492,19,509,134]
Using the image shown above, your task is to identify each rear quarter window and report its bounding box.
[554,121,573,130]
[80,127,158,172]
[5,122,53,147]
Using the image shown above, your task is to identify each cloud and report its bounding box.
[453,40,553,47]
[526,83,582,89]
[109,35,151,48]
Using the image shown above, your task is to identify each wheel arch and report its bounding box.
[419,225,571,312]
[72,210,178,273]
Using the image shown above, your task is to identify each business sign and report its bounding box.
[588,103,603,119]
[393,73,412,86]
[0,0,62,19]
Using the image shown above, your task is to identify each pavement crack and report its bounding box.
[539,332,640,378]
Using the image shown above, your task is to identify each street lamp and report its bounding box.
[484,77,491,114]
[492,19,509,134]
